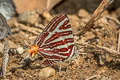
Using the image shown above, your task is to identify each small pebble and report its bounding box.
[68,15,80,33]
[18,11,40,24]
[17,47,24,54]
[78,9,91,18]
[39,67,55,79]
[18,11,30,24]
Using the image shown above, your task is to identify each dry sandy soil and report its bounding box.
[0,1,120,80]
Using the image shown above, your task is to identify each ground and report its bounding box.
[0,1,120,80]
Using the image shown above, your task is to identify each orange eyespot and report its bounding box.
[28,45,38,57]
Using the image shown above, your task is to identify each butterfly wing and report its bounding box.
[34,13,75,65]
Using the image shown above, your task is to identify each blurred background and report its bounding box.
[1,0,120,20]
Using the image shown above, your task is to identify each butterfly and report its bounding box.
[0,13,11,40]
[28,13,76,65]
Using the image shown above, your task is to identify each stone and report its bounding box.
[16,47,24,54]
[0,0,15,20]
[78,9,91,18]
[18,11,40,25]
[68,15,80,33]
[39,67,55,79]
[8,41,16,48]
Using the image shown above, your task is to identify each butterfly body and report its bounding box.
[29,13,76,65]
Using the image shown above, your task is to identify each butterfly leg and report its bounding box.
[57,62,65,76]
[58,64,63,76]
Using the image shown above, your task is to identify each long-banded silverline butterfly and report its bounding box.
[28,13,76,66]
[0,13,11,40]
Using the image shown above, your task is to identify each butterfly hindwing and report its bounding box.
[34,13,75,65]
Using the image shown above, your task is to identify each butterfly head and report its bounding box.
[28,45,38,57]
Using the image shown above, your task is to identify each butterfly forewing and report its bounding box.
[34,13,75,65]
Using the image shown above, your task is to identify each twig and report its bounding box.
[75,42,120,56]
[0,42,9,78]
[34,24,45,30]
[85,70,105,80]
[46,0,51,11]
[105,16,120,54]
[94,44,119,55]
[106,16,120,26]
[14,23,42,35]
[85,75,99,80]
[118,30,120,54]
[75,0,114,36]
